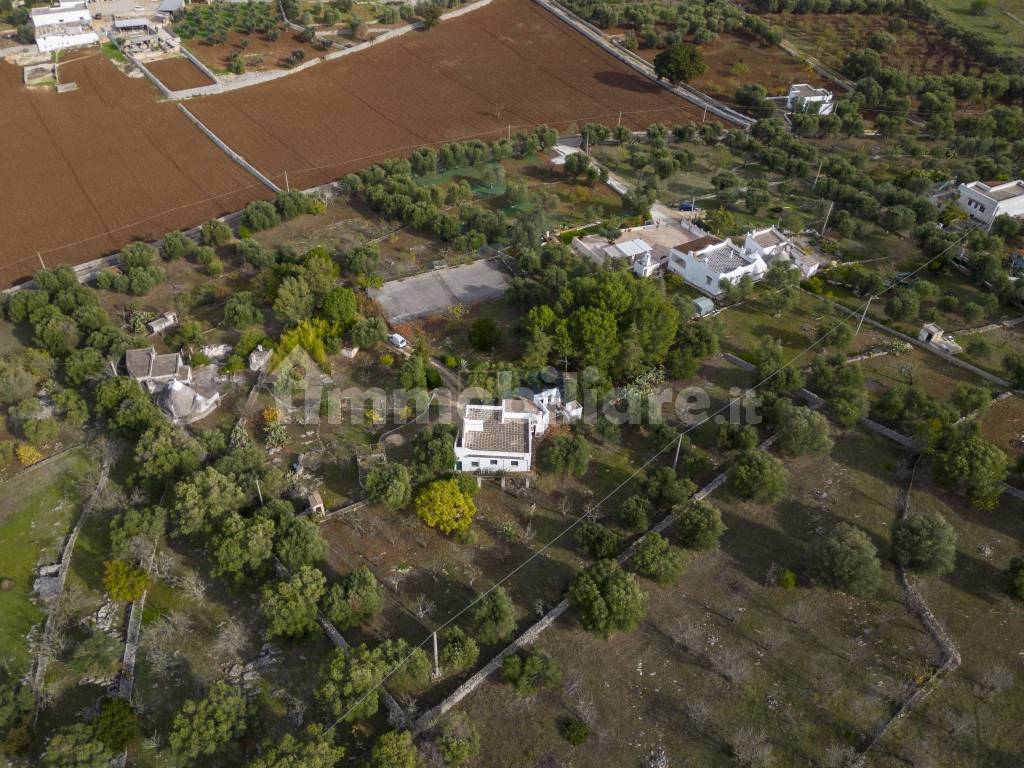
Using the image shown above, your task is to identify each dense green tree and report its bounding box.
[93,698,139,752]
[537,434,590,476]
[574,520,623,559]
[632,532,687,585]
[248,725,345,768]
[134,421,206,487]
[350,316,388,348]
[619,494,652,533]
[775,403,834,456]
[569,559,647,637]
[471,586,516,645]
[932,424,1008,510]
[42,724,112,768]
[320,286,357,328]
[653,42,706,84]
[468,317,500,351]
[814,523,882,597]
[170,467,247,536]
[411,424,457,480]
[160,230,196,260]
[223,291,262,328]
[366,731,420,768]
[274,510,327,572]
[728,450,788,503]
[673,500,726,550]
[316,644,390,722]
[365,462,412,509]
[892,512,957,575]
[212,512,275,582]
[321,567,383,629]
[260,565,326,638]
[274,276,315,326]
[169,681,249,760]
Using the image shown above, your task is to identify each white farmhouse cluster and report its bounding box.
[957,180,1024,228]
[572,221,819,298]
[31,0,98,53]
[454,387,581,473]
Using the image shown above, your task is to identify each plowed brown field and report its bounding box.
[146,56,215,90]
[188,0,709,190]
[0,53,267,285]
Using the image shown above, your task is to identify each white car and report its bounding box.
[388,333,408,349]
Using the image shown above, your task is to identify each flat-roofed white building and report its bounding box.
[571,220,710,278]
[31,1,98,53]
[454,399,543,473]
[958,180,1024,227]
[786,83,834,115]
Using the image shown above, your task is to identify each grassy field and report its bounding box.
[928,0,1024,57]
[464,427,937,766]
[0,447,98,674]
[874,465,1024,767]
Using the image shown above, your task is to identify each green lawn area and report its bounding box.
[929,0,1024,57]
[0,447,97,674]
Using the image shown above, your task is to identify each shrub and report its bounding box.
[103,559,149,602]
[440,626,479,673]
[537,434,590,476]
[365,462,412,509]
[501,649,560,695]
[201,218,233,246]
[573,520,622,559]
[1008,556,1024,601]
[632,532,687,585]
[559,716,589,746]
[468,317,500,351]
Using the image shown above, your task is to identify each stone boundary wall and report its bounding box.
[176,103,283,192]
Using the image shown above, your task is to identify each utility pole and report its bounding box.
[284,171,290,192]
[812,159,823,188]
[255,477,263,506]
[855,295,874,336]
[701,104,708,124]
[431,631,441,678]
[821,200,834,237]
[672,433,683,470]
[36,252,45,270]
[617,111,622,127]
[507,124,511,140]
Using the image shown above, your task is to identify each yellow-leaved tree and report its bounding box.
[415,478,475,534]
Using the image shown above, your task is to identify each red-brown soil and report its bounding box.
[187,0,714,191]
[0,53,267,285]
[146,56,215,90]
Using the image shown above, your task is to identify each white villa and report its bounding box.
[667,237,767,297]
[958,180,1024,227]
[743,226,820,278]
[31,0,98,53]
[786,83,834,115]
[454,387,581,473]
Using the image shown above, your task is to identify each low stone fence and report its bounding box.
[176,104,282,193]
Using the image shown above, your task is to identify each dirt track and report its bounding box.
[0,54,268,285]
[188,0,707,190]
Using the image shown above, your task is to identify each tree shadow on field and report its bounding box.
[594,70,662,94]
